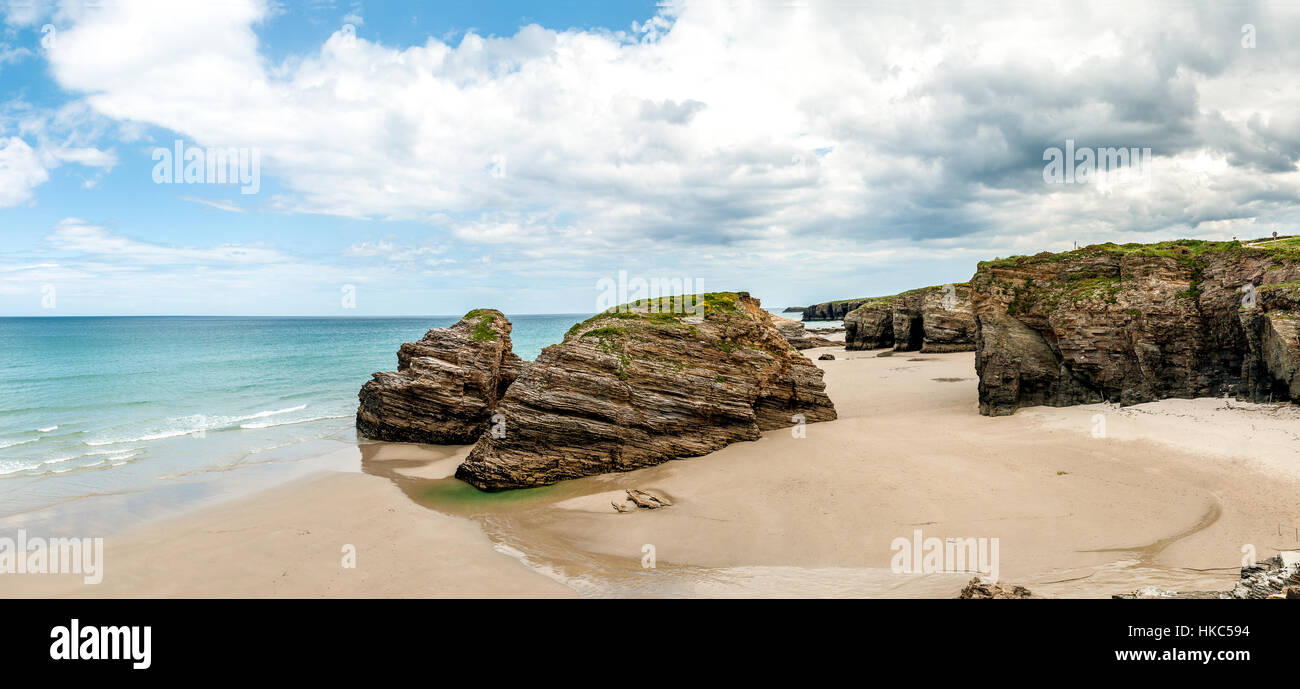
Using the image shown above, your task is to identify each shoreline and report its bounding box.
[3,346,1298,598]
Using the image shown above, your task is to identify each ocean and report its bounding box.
[0,315,585,521]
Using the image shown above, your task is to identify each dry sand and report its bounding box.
[6,345,1298,598]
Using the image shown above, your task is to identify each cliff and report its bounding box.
[801,298,869,321]
[772,314,838,350]
[843,284,976,353]
[455,292,837,490]
[970,239,1300,416]
[356,310,524,443]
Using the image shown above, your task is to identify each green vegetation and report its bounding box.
[579,326,627,339]
[978,238,1300,273]
[975,238,1300,314]
[564,292,752,339]
[463,309,498,342]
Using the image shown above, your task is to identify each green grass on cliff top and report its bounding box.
[463,308,499,342]
[978,237,1300,270]
[836,283,972,313]
[564,292,749,339]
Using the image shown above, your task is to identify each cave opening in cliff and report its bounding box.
[1269,378,1292,404]
[906,316,925,350]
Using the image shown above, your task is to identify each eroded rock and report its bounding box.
[958,578,1034,599]
[612,489,674,512]
[1113,551,1300,599]
[456,293,837,490]
[843,285,975,352]
[356,309,524,443]
[971,240,1300,416]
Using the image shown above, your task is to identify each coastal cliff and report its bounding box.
[843,284,976,353]
[455,292,837,490]
[971,239,1300,416]
[356,310,524,443]
[801,298,868,321]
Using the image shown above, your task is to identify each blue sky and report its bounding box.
[2,1,1299,315]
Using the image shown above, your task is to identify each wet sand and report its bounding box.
[5,346,1299,598]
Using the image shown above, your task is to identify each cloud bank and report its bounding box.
[4,0,1300,314]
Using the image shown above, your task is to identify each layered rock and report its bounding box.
[356,309,524,443]
[772,314,837,350]
[843,285,976,352]
[971,240,1300,416]
[958,578,1034,599]
[843,299,895,349]
[455,293,837,490]
[920,284,978,352]
[1113,551,1299,599]
[1240,283,1300,402]
[801,298,869,321]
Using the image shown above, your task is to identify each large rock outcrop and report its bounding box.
[843,284,976,352]
[1240,283,1300,402]
[356,310,524,443]
[772,314,837,350]
[843,299,895,349]
[456,293,837,490]
[801,298,869,321]
[971,239,1300,416]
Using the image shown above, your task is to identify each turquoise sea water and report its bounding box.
[0,315,584,518]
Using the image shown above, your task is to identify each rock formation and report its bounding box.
[781,306,805,314]
[843,299,895,349]
[611,489,673,512]
[356,309,524,443]
[971,239,1300,416]
[843,284,976,353]
[1113,551,1299,599]
[958,578,1034,599]
[772,314,837,350]
[455,293,837,490]
[801,298,869,321]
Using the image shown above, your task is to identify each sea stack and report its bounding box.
[842,284,976,352]
[970,239,1300,416]
[455,292,837,490]
[356,309,524,443]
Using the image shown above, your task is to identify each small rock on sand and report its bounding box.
[612,489,674,513]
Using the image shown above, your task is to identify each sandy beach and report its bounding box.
[6,344,1299,598]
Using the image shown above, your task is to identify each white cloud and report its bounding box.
[46,218,286,264]
[15,0,1300,311]
[0,136,49,206]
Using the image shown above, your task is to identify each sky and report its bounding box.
[1,0,1299,316]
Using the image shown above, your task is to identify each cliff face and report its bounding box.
[356,310,524,443]
[971,240,1300,416]
[843,285,976,353]
[455,293,837,490]
[771,314,837,350]
[801,298,868,321]
[843,300,894,349]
